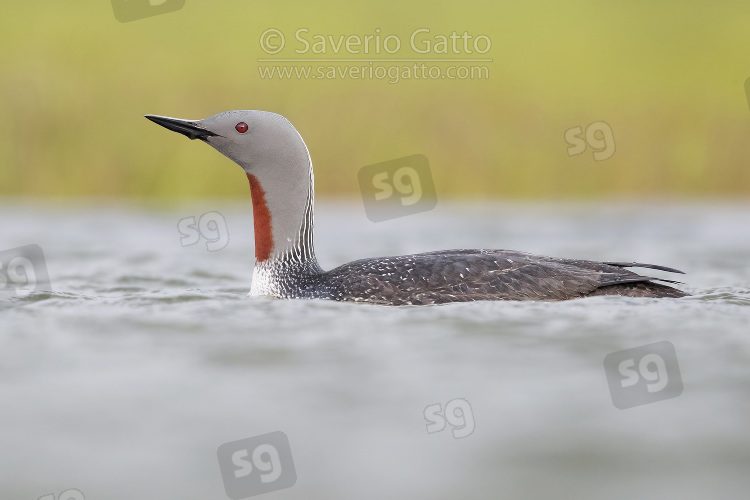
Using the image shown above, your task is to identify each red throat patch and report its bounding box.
[246,173,273,262]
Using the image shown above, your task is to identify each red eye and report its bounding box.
[235,122,248,133]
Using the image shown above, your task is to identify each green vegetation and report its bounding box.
[1,0,749,198]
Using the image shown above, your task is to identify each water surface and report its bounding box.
[1,200,749,500]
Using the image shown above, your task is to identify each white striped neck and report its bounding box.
[246,154,322,297]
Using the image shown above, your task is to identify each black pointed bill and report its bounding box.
[145,114,219,141]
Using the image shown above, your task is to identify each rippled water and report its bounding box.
[1,200,749,500]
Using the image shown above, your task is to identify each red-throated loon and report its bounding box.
[145,110,687,305]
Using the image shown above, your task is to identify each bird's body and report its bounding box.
[146,110,688,305]
[255,249,686,305]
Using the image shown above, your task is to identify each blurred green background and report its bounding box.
[1,0,749,199]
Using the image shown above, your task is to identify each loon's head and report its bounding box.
[144,110,310,173]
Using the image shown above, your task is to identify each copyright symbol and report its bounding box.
[260,28,285,55]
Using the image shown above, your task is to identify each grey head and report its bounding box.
[144,110,310,173]
[145,110,317,271]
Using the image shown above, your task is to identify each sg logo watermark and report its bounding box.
[424,398,475,438]
[178,212,230,251]
[38,489,85,500]
[604,341,684,410]
[358,154,437,222]
[565,121,615,161]
[0,244,51,311]
[111,0,185,23]
[217,431,297,499]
